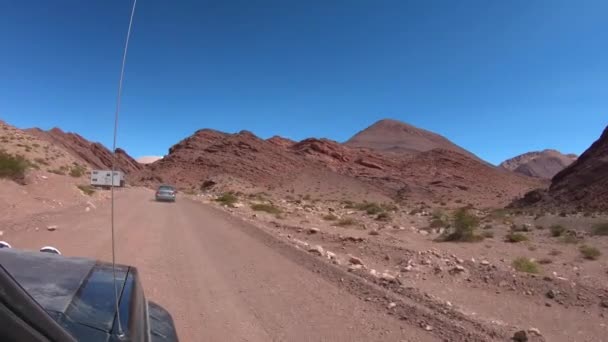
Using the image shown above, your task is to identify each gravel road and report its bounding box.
[4,188,438,342]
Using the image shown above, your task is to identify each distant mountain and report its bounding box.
[133,124,542,208]
[499,150,577,179]
[137,156,163,164]
[344,119,480,160]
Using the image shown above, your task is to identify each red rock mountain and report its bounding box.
[136,126,543,207]
[27,127,142,174]
[345,119,480,160]
[546,126,608,211]
[499,150,577,179]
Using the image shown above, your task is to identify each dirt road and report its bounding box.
[3,188,438,342]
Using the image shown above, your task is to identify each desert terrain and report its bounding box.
[1,118,608,342]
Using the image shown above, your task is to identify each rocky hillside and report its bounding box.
[0,121,85,182]
[344,119,480,160]
[514,125,608,212]
[546,126,608,211]
[27,127,142,174]
[500,150,577,179]
[136,126,544,208]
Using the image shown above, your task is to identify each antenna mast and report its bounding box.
[111,0,138,336]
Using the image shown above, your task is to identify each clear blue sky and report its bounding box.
[1,1,606,164]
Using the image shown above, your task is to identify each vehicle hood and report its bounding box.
[0,248,129,333]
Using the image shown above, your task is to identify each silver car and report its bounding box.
[155,185,177,202]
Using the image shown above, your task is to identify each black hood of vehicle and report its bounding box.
[0,249,129,334]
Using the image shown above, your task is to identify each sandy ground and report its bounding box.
[2,187,443,342]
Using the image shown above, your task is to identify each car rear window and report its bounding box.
[158,186,174,191]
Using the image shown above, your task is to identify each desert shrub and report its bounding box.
[353,202,383,215]
[376,212,391,221]
[512,257,540,274]
[200,180,216,190]
[561,234,579,244]
[505,232,528,243]
[550,225,566,237]
[0,151,28,182]
[334,217,357,227]
[443,208,482,242]
[77,185,95,196]
[215,192,238,207]
[380,202,398,212]
[251,203,282,214]
[483,224,493,230]
[592,223,608,236]
[69,164,86,178]
[322,214,338,221]
[580,245,601,260]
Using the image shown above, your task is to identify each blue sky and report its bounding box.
[1,0,606,165]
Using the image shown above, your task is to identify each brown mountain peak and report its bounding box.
[344,118,480,160]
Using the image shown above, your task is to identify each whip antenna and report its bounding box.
[111,0,137,336]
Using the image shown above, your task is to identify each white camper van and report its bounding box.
[90,170,125,187]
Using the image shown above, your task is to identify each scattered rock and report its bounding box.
[233,202,244,208]
[481,260,490,266]
[546,290,558,299]
[369,269,379,277]
[348,264,363,272]
[423,324,433,331]
[46,225,58,231]
[308,245,324,256]
[499,280,508,287]
[369,230,380,236]
[387,302,397,309]
[528,328,541,337]
[418,230,429,236]
[456,258,464,264]
[85,207,91,212]
[380,272,398,283]
[308,227,320,234]
[512,330,528,342]
[348,255,364,265]
[326,251,336,260]
[451,265,466,274]
[600,300,608,308]
[401,265,414,272]
[0,231,3,237]
[293,239,309,248]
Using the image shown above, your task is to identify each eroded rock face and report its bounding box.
[27,127,142,174]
